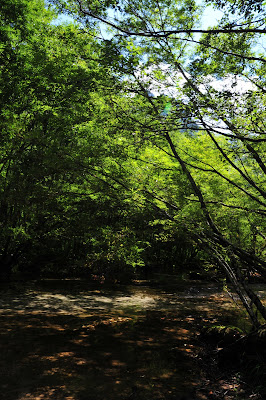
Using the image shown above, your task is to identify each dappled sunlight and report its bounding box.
[0,310,203,399]
[0,280,255,318]
[17,385,76,400]
[0,281,265,399]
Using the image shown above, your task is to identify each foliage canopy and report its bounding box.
[1,0,266,325]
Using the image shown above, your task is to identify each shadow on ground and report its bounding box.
[0,309,213,400]
[0,281,261,400]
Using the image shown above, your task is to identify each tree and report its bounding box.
[2,0,266,327]
[0,0,136,278]
[50,0,266,327]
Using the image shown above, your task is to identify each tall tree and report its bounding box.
[0,0,135,278]
[51,0,266,326]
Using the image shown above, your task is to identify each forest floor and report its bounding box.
[0,281,264,400]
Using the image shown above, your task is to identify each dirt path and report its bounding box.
[0,282,230,315]
[0,282,257,400]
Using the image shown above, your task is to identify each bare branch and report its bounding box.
[76,1,266,37]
